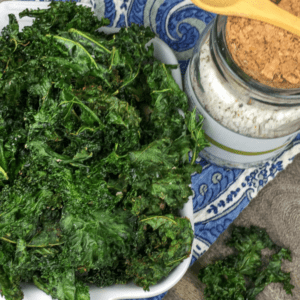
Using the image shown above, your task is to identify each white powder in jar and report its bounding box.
[195,33,300,138]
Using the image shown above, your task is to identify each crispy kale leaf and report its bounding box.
[0,1,210,300]
[124,214,194,291]
[198,225,295,300]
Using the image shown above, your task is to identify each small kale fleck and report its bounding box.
[198,225,295,300]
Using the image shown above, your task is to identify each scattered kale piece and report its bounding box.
[198,225,295,300]
[0,1,210,299]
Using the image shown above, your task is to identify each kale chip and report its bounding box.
[0,1,210,299]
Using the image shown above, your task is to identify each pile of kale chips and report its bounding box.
[0,1,210,299]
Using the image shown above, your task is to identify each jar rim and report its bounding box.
[213,15,300,102]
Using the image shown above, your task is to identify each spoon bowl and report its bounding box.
[190,0,300,37]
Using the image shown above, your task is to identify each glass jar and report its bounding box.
[184,15,300,169]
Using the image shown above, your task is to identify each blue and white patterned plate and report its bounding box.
[6,0,300,300]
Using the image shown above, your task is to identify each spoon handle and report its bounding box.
[190,0,300,38]
[236,0,300,37]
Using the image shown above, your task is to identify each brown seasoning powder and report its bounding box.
[225,0,300,89]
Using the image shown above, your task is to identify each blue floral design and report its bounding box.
[127,0,148,26]
[151,1,216,63]
[104,0,116,27]
[120,0,129,10]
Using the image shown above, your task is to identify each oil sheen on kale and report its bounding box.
[0,2,210,300]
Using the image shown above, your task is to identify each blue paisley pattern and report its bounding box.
[17,0,300,299]
[103,0,116,27]
[127,0,148,26]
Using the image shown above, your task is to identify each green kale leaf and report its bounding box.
[0,2,210,299]
[125,214,194,291]
[198,225,295,300]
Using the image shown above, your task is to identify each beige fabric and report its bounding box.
[165,153,300,300]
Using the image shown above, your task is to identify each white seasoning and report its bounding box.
[196,33,300,138]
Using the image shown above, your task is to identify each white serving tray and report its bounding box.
[0,2,193,299]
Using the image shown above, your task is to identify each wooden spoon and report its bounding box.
[190,0,300,37]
